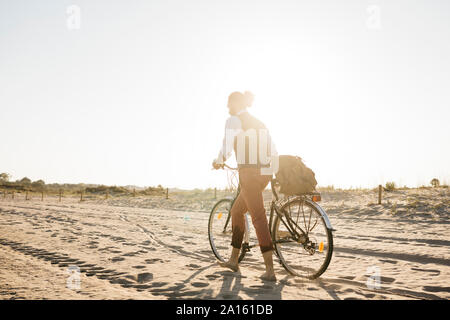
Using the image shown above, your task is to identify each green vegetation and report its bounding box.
[318,185,335,191]
[385,181,396,191]
[0,173,11,182]
[390,202,398,215]
[0,172,165,196]
[430,178,440,187]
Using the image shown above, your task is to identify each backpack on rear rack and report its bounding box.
[275,155,317,195]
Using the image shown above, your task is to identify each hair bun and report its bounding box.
[243,91,254,107]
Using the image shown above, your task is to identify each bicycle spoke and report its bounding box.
[302,202,307,234]
[309,215,319,233]
[306,206,312,234]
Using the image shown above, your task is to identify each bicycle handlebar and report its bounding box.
[221,163,237,170]
[212,161,238,171]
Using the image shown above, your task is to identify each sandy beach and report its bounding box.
[0,187,448,300]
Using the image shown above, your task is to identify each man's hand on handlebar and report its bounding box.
[212,159,223,170]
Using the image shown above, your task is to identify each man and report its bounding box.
[212,91,278,281]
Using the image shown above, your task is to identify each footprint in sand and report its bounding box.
[122,252,138,257]
[145,258,163,264]
[423,286,450,293]
[140,246,157,252]
[379,259,397,264]
[109,278,134,287]
[111,256,125,262]
[306,286,320,291]
[380,276,396,284]
[411,267,441,275]
[168,245,183,250]
[191,282,208,288]
[137,272,153,283]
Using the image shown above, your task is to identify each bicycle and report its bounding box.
[208,163,335,279]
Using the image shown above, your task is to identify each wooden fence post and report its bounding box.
[80,189,83,202]
[166,188,169,199]
[12,191,14,200]
[133,188,136,197]
[26,191,29,201]
[59,189,62,202]
[3,190,6,199]
[41,191,44,201]
[378,185,382,204]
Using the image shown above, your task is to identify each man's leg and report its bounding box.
[230,193,248,250]
[240,187,273,254]
[240,171,276,281]
[218,193,247,272]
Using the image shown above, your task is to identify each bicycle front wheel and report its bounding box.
[272,198,333,279]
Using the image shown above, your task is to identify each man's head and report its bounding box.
[227,91,254,115]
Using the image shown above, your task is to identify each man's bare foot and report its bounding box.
[260,271,276,282]
[218,260,239,272]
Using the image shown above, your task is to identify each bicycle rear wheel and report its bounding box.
[272,198,333,279]
[208,199,246,262]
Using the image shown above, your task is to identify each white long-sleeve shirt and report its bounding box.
[216,109,278,166]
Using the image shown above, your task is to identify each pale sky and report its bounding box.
[1,0,449,189]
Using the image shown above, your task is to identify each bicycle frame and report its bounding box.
[222,178,334,251]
